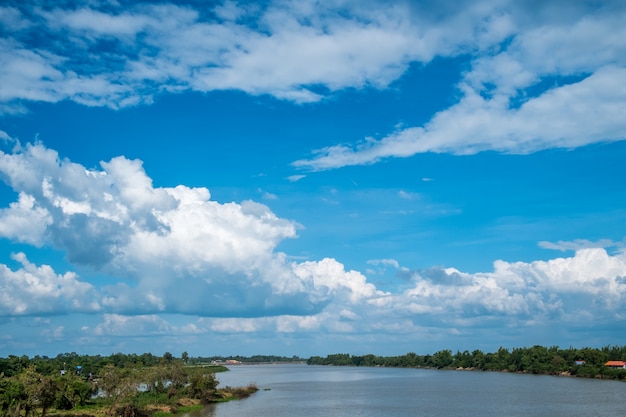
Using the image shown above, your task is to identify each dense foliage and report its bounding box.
[307,345,626,380]
[0,352,255,417]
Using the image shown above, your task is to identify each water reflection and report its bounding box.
[177,364,626,417]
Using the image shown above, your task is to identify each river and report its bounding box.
[181,364,626,417]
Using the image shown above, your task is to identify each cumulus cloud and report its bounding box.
[0,252,99,316]
[83,247,626,342]
[0,142,379,318]
[0,192,52,245]
[0,141,624,342]
[293,258,383,304]
[373,248,626,328]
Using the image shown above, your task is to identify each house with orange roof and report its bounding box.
[604,360,626,368]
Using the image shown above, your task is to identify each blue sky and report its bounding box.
[1,0,625,358]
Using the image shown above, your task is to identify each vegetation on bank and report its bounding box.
[2,345,624,417]
[0,352,257,417]
[308,345,626,380]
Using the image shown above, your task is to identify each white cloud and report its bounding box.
[40,325,64,340]
[213,1,246,22]
[296,65,626,169]
[398,190,419,200]
[262,191,278,200]
[43,7,153,38]
[1,0,622,175]
[367,258,400,269]
[538,239,624,252]
[276,314,322,332]
[208,317,269,333]
[287,174,306,182]
[1,141,624,344]
[0,6,30,31]
[0,130,12,141]
[92,314,179,336]
[0,1,429,110]
[293,258,383,304]
[294,2,626,169]
[0,192,52,245]
[380,248,626,326]
[0,0,572,113]
[0,142,381,318]
[0,253,99,316]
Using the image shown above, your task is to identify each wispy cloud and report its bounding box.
[0,1,431,111]
[538,239,625,252]
[398,190,419,200]
[287,174,306,182]
[293,2,626,169]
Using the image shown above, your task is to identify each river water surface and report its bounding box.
[182,364,626,417]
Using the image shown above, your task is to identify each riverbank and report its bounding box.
[0,355,259,417]
[307,346,626,381]
[47,384,259,417]
[450,365,623,381]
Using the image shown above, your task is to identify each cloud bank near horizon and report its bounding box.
[0,142,624,346]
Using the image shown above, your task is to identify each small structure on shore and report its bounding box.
[604,360,626,368]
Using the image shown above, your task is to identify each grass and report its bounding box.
[214,384,259,402]
[185,365,229,373]
[174,404,203,413]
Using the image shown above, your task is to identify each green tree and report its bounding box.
[98,364,137,413]
[454,351,472,368]
[0,376,26,417]
[471,350,485,369]
[186,369,217,402]
[550,355,566,372]
[430,350,453,368]
[55,372,93,409]
[165,362,187,398]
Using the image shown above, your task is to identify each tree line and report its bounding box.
[307,345,626,380]
[0,352,256,417]
[2,345,624,417]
